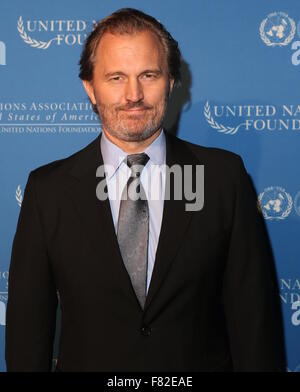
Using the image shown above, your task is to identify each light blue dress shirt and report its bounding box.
[100,129,166,294]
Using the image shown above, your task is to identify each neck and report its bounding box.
[102,128,162,154]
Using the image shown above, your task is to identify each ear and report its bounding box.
[168,78,175,96]
[82,80,96,105]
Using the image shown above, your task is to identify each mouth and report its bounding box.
[120,109,150,117]
[121,108,148,112]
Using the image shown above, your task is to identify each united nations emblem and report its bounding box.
[258,186,293,220]
[260,12,296,46]
[294,191,300,217]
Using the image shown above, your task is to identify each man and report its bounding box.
[6,8,286,371]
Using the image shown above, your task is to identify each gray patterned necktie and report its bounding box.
[117,153,150,309]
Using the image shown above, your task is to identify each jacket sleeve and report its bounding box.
[5,171,58,371]
[222,156,286,371]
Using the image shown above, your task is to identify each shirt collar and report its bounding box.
[100,129,166,180]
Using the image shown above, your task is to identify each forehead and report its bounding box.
[93,30,167,71]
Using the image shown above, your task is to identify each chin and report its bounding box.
[120,128,158,142]
[121,132,152,142]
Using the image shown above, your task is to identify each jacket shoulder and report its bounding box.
[29,135,99,183]
[173,134,244,170]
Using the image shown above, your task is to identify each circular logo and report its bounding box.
[294,191,300,217]
[260,12,296,46]
[258,186,293,220]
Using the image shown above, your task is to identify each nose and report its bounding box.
[124,77,144,103]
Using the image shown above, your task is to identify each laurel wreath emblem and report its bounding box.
[293,191,300,217]
[204,101,245,135]
[17,16,56,49]
[259,16,296,47]
[258,190,293,220]
[15,185,23,207]
[0,301,6,326]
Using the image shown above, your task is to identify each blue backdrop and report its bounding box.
[0,0,299,372]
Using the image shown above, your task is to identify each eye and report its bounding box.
[109,75,123,82]
[142,73,156,80]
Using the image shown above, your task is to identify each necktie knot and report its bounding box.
[126,153,149,177]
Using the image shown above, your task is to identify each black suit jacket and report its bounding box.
[5,131,286,371]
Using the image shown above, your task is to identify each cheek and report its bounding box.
[145,84,168,106]
[94,84,124,106]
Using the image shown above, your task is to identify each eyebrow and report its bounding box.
[140,69,162,76]
[104,69,163,78]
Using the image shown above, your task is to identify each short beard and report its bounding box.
[97,97,168,142]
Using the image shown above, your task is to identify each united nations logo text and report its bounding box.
[17,16,91,49]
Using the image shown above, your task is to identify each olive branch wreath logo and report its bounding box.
[258,189,293,220]
[259,15,296,47]
[17,16,57,49]
[204,101,245,135]
[15,185,23,207]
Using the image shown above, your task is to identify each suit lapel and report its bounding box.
[144,132,200,311]
[65,134,140,307]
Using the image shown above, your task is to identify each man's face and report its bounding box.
[83,30,174,142]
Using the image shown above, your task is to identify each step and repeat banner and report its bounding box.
[0,0,300,372]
